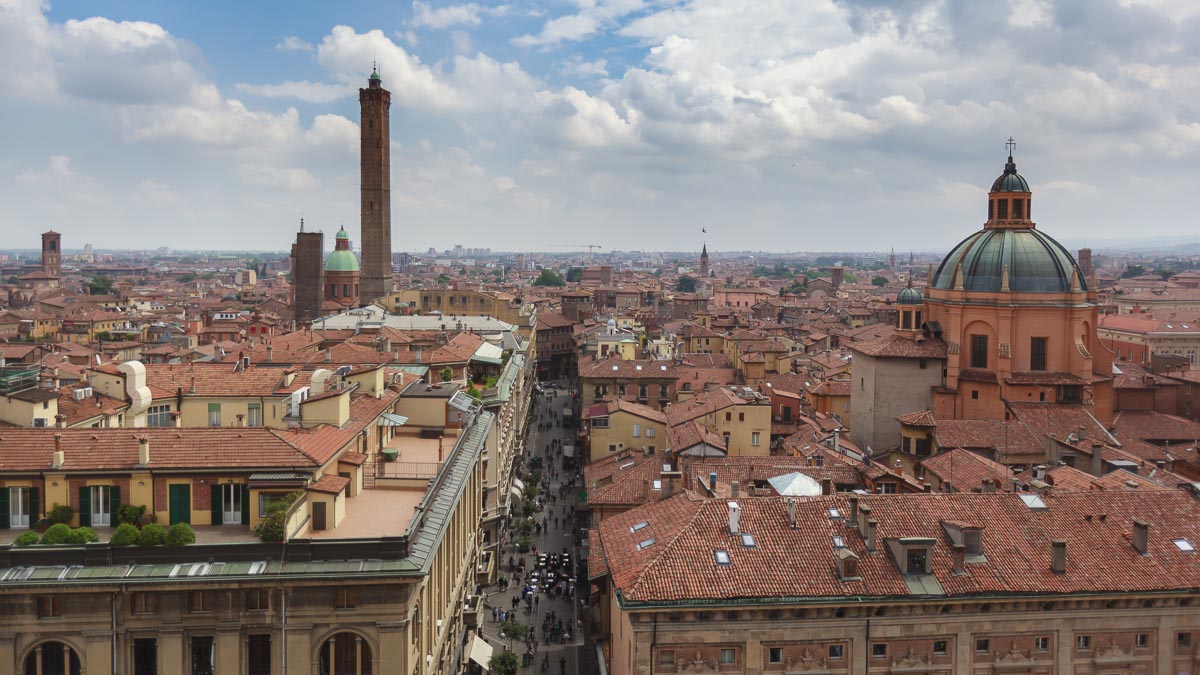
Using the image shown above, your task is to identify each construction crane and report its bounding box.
[553,244,603,265]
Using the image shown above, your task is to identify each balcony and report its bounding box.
[475,550,495,587]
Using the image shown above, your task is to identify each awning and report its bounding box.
[471,341,505,365]
[512,478,525,491]
[562,445,575,458]
[469,636,493,667]
[510,485,523,499]
[378,413,409,427]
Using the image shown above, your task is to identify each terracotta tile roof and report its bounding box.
[850,332,947,359]
[597,491,1200,604]
[133,363,297,397]
[1007,402,1117,446]
[933,419,1043,460]
[579,356,677,380]
[56,386,129,425]
[1113,409,1200,442]
[339,451,368,466]
[667,420,725,453]
[308,474,350,495]
[584,453,668,506]
[919,448,1013,491]
[896,410,936,427]
[665,388,747,427]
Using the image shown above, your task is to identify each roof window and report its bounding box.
[741,533,756,548]
[832,535,846,548]
[619,461,635,470]
[714,549,731,565]
[1174,538,1196,552]
[630,521,649,533]
[637,538,656,550]
[828,507,841,519]
[1018,494,1048,510]
[652,480,662,490]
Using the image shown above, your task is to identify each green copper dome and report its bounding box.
[897,285,923,305]
[932,228,1083,293]
[325,249,360,272]
[991,155,1030,193]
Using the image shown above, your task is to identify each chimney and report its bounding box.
[266,343,273,362]
[1076,425,1086,444]
[1090,442,1103,477]
[52,434,64,469]
[865,519,878,553]
[138,436,150,466]
[727,501,741,534]
[857,504,871,537]
[1132,519,1149,555]
[981,478,996,494]
[731,481,740,498]
[786,498,797,529]
[821,479,832,495]
[709,472,717,490]
[951,544,966,575]
[236,413,246,428]
[1051,540,1067,573]
[848,496,859,527]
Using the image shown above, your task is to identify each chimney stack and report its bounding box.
[1132,519,1149,555]
[1090,442,1104,477]
[727,501,741,534]
[709,472,717,491]
[52,434,64,469]
[138,436,150,466]
[848,496,859,527]
[731,481,740,498]
[786,498,797,529]
[952,544,966,575]
[266,343,273,362]
[1051,540,1067,573]
[865,519,878,552]
[857,504,871,537]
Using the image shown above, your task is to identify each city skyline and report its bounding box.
[4,0,1200,253]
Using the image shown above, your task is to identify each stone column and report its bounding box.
[379,621,408,674]
[216,627,241,674]
[84,630,114,675]
[286,625,312,675]
[158,630,183,675]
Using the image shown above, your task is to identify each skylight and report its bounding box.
[828,507,841,519]
[741,533,756,547]
[637,538,656,550]
[630,521,649,533]
[1174,538,1196,552]
[619,461,635,470]
[652,480,662,490]
[636,365,643,370]
[714,549,731,565]
[612,365,618,371]
[832,536,846,548]
[1018,494,1048,510]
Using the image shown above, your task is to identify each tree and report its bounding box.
[489,650,520,675]
[439,367,453,382]
[86,276,115,295]
[1121,264,1146,279]
[566,267,583,282]
[676,275,698,293]
[533,269,565,287]
[871,276,888,287]
[499,619,529,650]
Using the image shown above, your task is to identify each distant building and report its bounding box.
[289,223,323,325]
[324,227,361,309]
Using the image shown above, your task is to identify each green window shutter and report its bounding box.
[29,488,39,524]
[0,489,9,529]
[241,485,251,525]
[110,485,121,520]
[211,485,223,526]
[78,486,91,527]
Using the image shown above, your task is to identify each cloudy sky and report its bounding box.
[2,0,1200,254]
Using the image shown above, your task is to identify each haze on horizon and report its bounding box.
[2,0,1199,254]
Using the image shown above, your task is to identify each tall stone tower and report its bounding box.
[359,66,392,305]
[41,231,61,278]
[290,220,324,326]
[699,244,709,277]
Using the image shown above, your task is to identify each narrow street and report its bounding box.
[480,381,590,674]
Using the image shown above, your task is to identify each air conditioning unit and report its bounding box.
[73,387,93,401]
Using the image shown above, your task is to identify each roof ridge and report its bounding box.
[624,493,709,597]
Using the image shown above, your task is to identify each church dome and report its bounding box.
[991,153,1030,193]
[325,229,360,272]
[931,228,1083,293]
[897,285,923,305]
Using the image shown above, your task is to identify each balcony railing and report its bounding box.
[377,461,442,479]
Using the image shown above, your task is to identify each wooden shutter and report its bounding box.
[211,485,223,526]
[110,485,121,520]
[29,488,39,524]
[241,485,251,525]
[78,486,91,527]
[0,488,8,529]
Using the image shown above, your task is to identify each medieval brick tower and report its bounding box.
[41,230,61,278]
[290,220,324,326]
[359,66,392,304]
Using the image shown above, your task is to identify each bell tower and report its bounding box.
[41,230,61,278]
[359,65,393,304]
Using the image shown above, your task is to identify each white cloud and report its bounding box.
[15,155,105,204]
[411,1,481,29]
[513,0,645,48]
[235,163,321,191]
[134,178,179,206]
[450,29,472,54]
[275,36,313,52]
[558,55,608,78]
[233,80,354,103]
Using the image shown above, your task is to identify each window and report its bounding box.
[971,390,979,400]
[1135,633,1147,648]
[207,402,221,427]
[131,592,156,615]
[997,199,1008,219]
[258,492,291,518]
[37,596,62,618]
[906,548,928,575]
[976,638,990,653]
[247,403,262,427]
[334,588,357,610]
[147,404,173,428]
[617,384,626,397]
[1030,337,1048,371]
[714,549,731,565]
[591,417,608,429]
[919,358,927,369]
[1179,632,1193,648]
[828,644,844,660]
[872,643,887,658]
[768,647,783,663]
[632,424,641,438]
[246,589,270,612]
[191,636,215,675]
[133,638,158,675]
[751,432,761,446]
[1076,635,1090,650]
[639,384,648,399]
[933,640,948,655]
[190,591,211,613]
[1013,198,1024,219]
[319,632,373,675]
[844,559,859,577]
[720,649,736,665]
[739,412,745,422]
[876,483,897,494]
[1035,637,1049,651]
[248,634,271,675]
[725,412,732,421]
[970,334,988,369]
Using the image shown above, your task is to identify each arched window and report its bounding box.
[24,641,81,675]
[49,240,57,252]
[318,633,372,675]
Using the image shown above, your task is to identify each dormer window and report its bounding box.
[836,548,860,580]
[906,548,928,575]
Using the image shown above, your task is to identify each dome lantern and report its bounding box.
[986,138,1033,229]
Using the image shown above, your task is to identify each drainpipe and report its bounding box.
[113,589,120,675]
[650,613,658,675]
